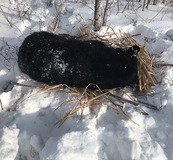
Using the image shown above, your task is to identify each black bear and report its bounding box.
[18,31,140,89]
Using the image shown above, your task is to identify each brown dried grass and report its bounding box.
[12,82,159,127]
[13,25,170,127]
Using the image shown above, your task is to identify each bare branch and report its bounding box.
[94,0,102,31]
[0,6,13,27]
[102,0,109,26]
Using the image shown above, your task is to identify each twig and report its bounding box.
[109,93,159,110]
[154,63,173,67]
[11,81,45,88]
[149,4,166,22]
[109,93,139,106]
[94,0,102,31]
[136,100,159,111]
[102,0,109,26]
[0,6,13,27]
[10,93,24,111]
[0,99,3,110]
[53,2,63,34]
[142,0,146,11]
[109,99,139,125]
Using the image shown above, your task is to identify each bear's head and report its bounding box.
[127,45,140,57]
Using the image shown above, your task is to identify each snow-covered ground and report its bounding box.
[0,0,173,159]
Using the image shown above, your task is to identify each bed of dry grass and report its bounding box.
[10,28,166,127]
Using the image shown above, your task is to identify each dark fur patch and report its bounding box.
[18,31,140,89]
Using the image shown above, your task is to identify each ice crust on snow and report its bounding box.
[0,0,173,160]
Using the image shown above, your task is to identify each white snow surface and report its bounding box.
[0,0,173,160]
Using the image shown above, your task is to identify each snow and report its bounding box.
[0,125,19,160]
[0,0,173,160]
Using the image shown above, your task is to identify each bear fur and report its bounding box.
[18,31,140,89]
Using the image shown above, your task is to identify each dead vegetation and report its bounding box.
[11,81,158,127]
[0,40,18,70]
[10,27,168,127]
